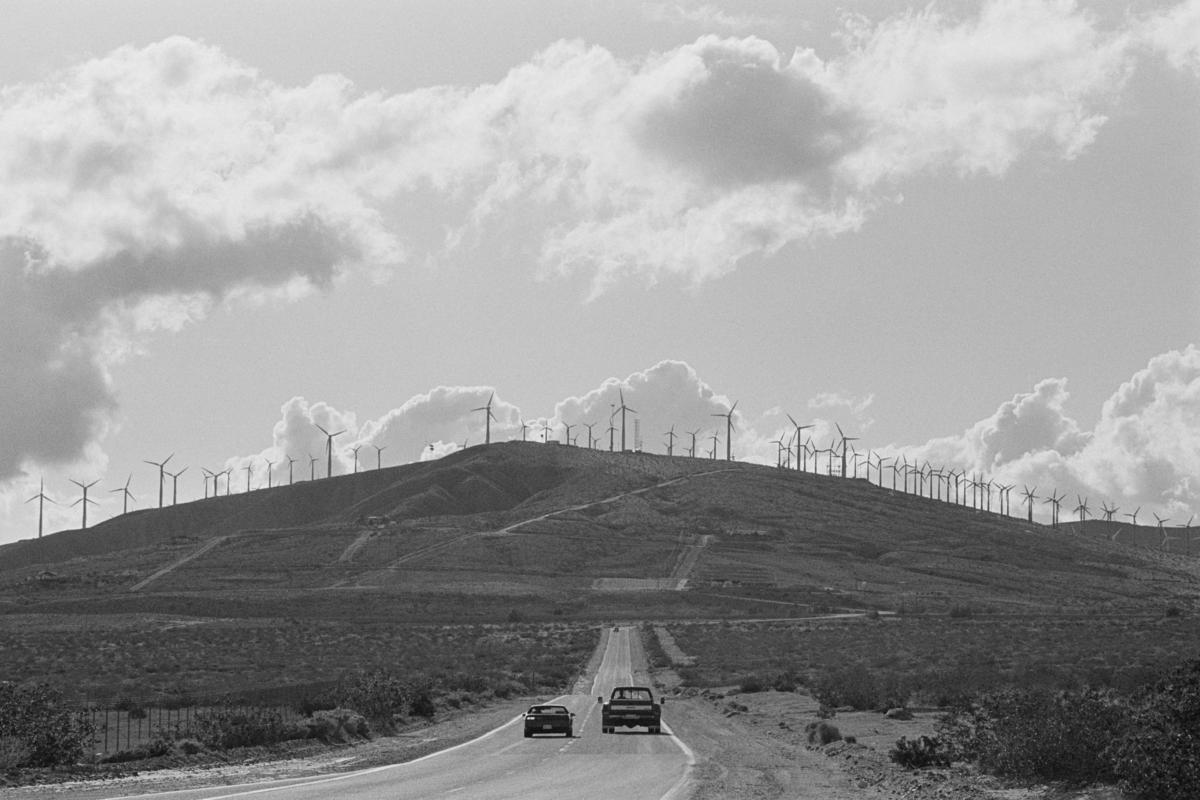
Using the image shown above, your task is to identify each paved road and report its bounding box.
[106,628,693,800]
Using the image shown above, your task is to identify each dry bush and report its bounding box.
[806,720,842,745]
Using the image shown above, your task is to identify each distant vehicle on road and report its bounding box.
[599,686,664,734]
[523,704,574,737]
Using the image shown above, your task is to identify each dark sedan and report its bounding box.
[523,704,574,737]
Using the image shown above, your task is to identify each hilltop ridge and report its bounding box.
[2,441,1198,616]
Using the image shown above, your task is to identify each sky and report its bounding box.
[2,0,1199,543]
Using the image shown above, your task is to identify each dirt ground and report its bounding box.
[664,687,1126,800]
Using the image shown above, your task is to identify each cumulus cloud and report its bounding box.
[4,1,1197,483]
[882,347,1200,521]
[0,38,395,481]
[641,2,778,32]
[1139,0,1200,74]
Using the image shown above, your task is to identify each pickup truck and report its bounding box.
[598,686,664,734]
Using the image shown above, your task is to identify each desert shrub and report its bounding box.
[0,737,30,771]
[100,736,172,763]
[113,697,146,718]
[306,708,371,743]
[489,678,525,700]
[177,739,203,755]
[940,686,1129,785]
[409,682,437,719]
[773,670,799,693]
[737,674,765,693]
[813,664,879,710]
[338,670,411,728]
[1109,660,1200,800]
[193,707,303,750]
[805,720,842,745]
[0,682,94,768]
[890,735,951,769]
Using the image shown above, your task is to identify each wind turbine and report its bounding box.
[584,421,598,449]
[1125,507,1141,526]
[166,467,188,505]
[563,422,575,446]
[664,425,677,457]
[606,422,617,452]
[286,456,297,485]
[1022,486,1038,522]
[1044,490,1064,528]
[771,437,787,468]
[222,469,232,496]
[373,445,387,470]
[786,416,813,473]
[110,474,135,515]
[264,459,276,489]
[314,423,345,478]
[26,479,55,538]
[70,479,99,529]
[614,389,636,452]
[1154,512,1171,550]
[712,401,737,461]
[350,445,362,473]
[1101,502,1118,523]
[1074,496,1090,527]
[835,424,858,480]
[144,453,173,509]
[708,430,721,460]
[201,468,216,498]
[308,453,319,481]
[518,419,529,442]
[472,392,497,445]
[687,429,700,459]
[243,462,254,493]
[540,421,553,443]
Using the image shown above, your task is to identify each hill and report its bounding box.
[3,441,1199,616]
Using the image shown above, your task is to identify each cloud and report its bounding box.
[1139,0,1200,74]
[641,2,778,32]
[4,2,1197,482]
[0,38,396,481]
[883,347,1200,520]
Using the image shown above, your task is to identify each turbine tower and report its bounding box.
[687,429,700,458]
[665,425,677,457]
[373,445,387,470]
[1100,502,1118,523]
[584,421,598,449]
[26,478,55,538]
[264,459,275,489]
[314,423,345,479]
[111,474,136,515]
[166,467,187,505]
[1074,496,1090,526]
[201,468,216,499]
[614,389,636,452]
[563,422,575,446]
[351,445,362,474]
[786,416,813,472]
[308,453,319,481]
[835,424,858,479]
[1022,486,1038,523]
[286,456,297,485]
[712,400,738,461]
[1125,506,1141,526]
[70,479,99,530]
[472,392,497,445]
[243,462,254,493]
[143,453,173,509]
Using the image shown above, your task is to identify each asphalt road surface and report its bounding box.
[106,628,694,800]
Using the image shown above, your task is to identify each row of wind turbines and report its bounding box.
[22,391,1194,554]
